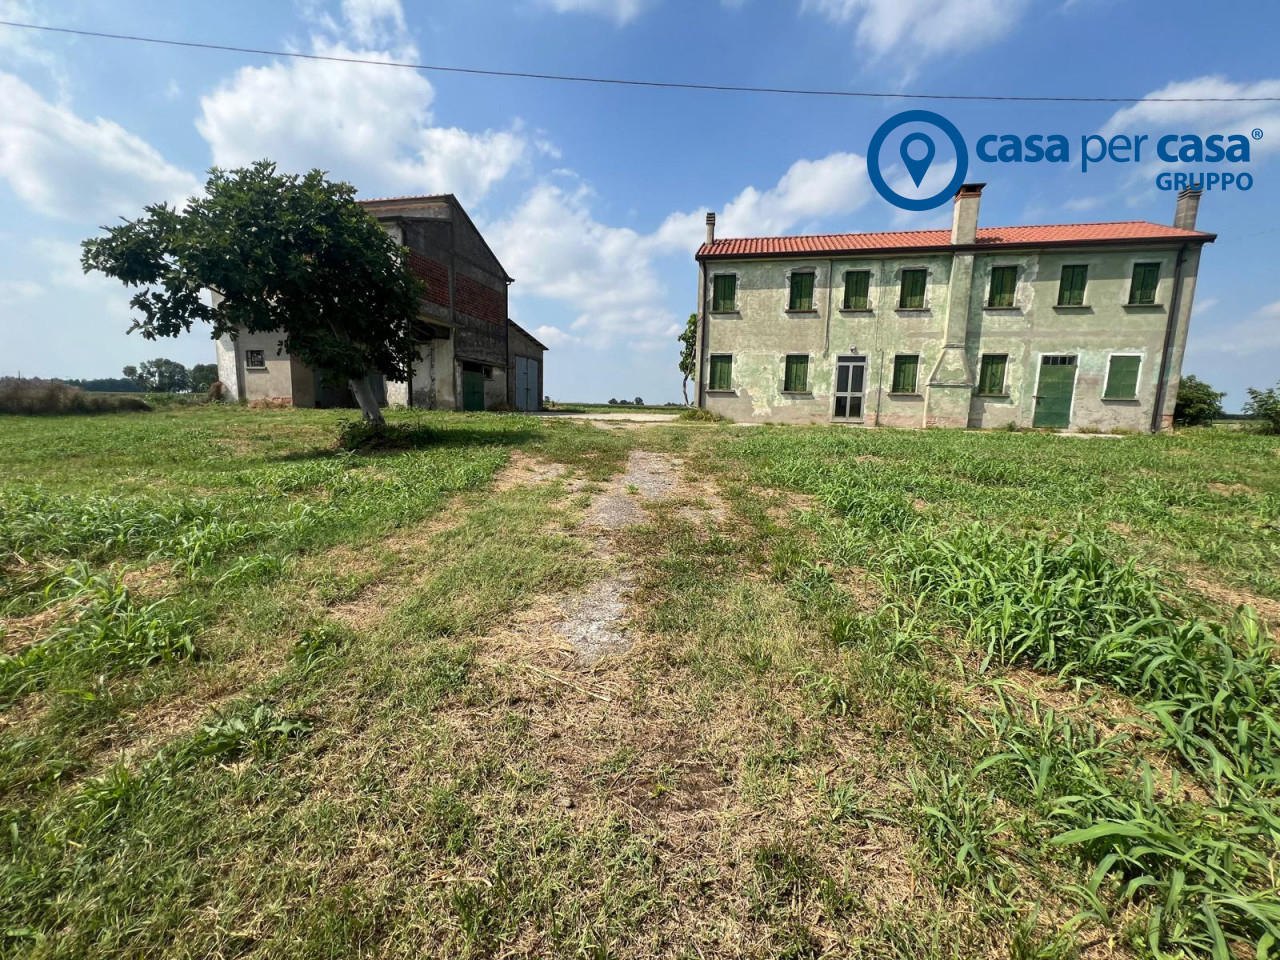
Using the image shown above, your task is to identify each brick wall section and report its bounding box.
[456,274,507,326]
[407,251,449,309]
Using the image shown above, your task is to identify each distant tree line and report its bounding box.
[59,359,219,394]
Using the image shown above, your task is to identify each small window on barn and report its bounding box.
[244,350,265,369]
[483,366,494,380]
[899,269,927,309]
[788,272,815,311]
[1129,263,1160,305]
[891,355,920,394]
[708,354,733,392]
[712,275,737,312]
[1058,265,1088,306]
[783,355,809,393]
[1104,355,1141,400]
[977,354,1008,396]
[987,266,1018,308]
[843,270,871,310]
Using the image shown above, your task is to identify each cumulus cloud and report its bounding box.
[802,0,1030,57]
[0,72,199,221]
[533,0,655,25]
[196,0,525,204]
[718,152,871,237]
[1191,299,1280,356]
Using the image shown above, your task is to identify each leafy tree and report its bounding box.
[678,312,698,405]
[189,363,219,393]
[122,365,139,384]
[82,161,425,424]
[1173,375,1225,427]
[132,358,190,393]
[634,397,644,406]
[1244,382,1280,435]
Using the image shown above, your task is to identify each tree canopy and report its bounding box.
[678,312,697,406]
[82,160,425,422]
[1173,375,1225,427]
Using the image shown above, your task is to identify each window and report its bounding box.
[987,266,1018,308]
[712,274,737,312]
[1104,354,1141,399]
[1058,265,1088,306]
[708,354,733,391]
[244,349,265,369]
[899,269,926,309]
[783,355,809,392]
[891,354,919,394]
[843,270,871,310]
[1129,263,1160,305]
[788,271,815,311]
[977,354,1008,396]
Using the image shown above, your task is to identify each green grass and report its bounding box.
[1,409,1277,958]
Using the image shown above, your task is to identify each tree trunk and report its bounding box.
[348,375,385,426]
[682,374,690,406]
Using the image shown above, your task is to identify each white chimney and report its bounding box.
[1174,187,1202,231]
[705,212,716,245]
[951,183,985,245]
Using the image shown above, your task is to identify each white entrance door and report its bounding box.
[514,356,539,411]
[832,355,867,421]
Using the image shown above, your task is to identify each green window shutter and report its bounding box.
[713,275,736,312]
[843,271,870,310]
[1058,265,1087,306]
[978,355,1007,395]
[784,355,809,392]
[789,272,815,311]
[709,354,732,391]
[899,270,926,308]
[988,266,1017,308]
[1105,355,1140,399]
[1130,263,1160,304]
[892,355,919,393]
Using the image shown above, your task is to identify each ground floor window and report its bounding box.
[1104,354,1141,399]
[783,354,809,392]
[891,354,919,394]
[977,354,1007,396]
[708,354,733,391]
[244,350,265,369]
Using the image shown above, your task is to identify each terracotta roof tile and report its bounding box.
[697,221,1214,259]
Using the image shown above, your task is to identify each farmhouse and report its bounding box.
[214,194,545,412]
[693,185,1214,431]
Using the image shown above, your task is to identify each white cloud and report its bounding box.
[534,0,655,24]
[0,72,199,221]
[533,324,579,347]
[0,279,42,299]
[1191,299,1280,356]
[491,153,874,348]
[802,0,1030,57]
[1100,76,1280,151]
[196,2,525,205]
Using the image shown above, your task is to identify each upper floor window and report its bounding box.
[1058,265,1088,306]
[244,350,266,369]
[783,354,809,393]
[843,270,871,310]
[1129,263,1160,305]
[712,274,737,312]
[891,354,920,394]
[789,271,815,311]
[987,266,1018,308]
[708,354,733,391]
[899,269,926,309]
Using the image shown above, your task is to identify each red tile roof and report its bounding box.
[697,220,1214,259]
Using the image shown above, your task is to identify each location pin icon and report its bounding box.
[900,132,936,188]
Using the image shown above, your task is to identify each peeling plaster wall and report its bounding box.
[700,242,1199,432]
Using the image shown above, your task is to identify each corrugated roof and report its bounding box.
[697,221,1215,259]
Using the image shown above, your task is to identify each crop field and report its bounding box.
[1,407,1278,959]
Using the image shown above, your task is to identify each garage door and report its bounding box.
[514,356,539,412]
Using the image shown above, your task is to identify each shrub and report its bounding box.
[336,418,439,451]
[1243,382,1280,434]
[1174,375,1226,427]
[678,407,729,423]
[0,379,152,415]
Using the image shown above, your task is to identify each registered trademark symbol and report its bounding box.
[1253,128,1264,140]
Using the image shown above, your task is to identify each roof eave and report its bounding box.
[696,233,1217,261]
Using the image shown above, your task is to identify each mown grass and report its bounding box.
[1,409,1277,958]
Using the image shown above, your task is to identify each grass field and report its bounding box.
[1,407,1278,959]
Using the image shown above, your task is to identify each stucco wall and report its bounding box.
[699,242,1198,432]
[232,329,294,403]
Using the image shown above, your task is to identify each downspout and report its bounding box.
[824,258,835,358]
[1150,242,1188,433]
[697,260,709,409]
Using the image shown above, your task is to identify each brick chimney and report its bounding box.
[1174,187,1202,231]
[705,212,716,245]
[951,183,985,245]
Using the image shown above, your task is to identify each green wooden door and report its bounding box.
[462,370,485,412]
[1033,356,1076,429]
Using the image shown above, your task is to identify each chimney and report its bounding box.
[1174,187,1202,231]
[705,212,716,245]
[951,183,985,245]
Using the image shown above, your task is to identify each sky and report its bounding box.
[1,0,1278,408]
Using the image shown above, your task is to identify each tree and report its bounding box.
[130,358,190,393]
[122,365,139,384]
[1173,375,1225,427]
[1244,382,1280,435]
[82,161,425,425]
[678,312,698,405]
[189,363,219,393]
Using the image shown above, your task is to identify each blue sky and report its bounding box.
[1,0,1277,408]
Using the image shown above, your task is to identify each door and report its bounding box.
[1033,355,1076,429]
[832,355,867,421]
[462,369,485,412]
[514,356,539,411]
